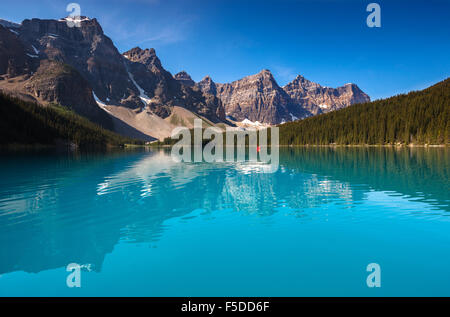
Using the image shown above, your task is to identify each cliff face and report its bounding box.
[174,71,195,87]
[18,18,143,109]
[197,76,217,96]
[0,20,114,128]
[0,25,33,77]
[0,18,226,138]
[196,71,370,124]
[124,47,225,122]
[283,75,370,116]
[214,70,301,124]
[25,60,113,127]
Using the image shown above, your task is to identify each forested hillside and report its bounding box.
[0,92,142,148]
[279,78,449,145]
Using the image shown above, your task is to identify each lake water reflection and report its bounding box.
[0,147,449,296]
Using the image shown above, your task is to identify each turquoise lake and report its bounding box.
[0,147,449,296]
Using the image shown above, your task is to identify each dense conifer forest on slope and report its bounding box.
[0,92,142,148]
[278,78,449,145]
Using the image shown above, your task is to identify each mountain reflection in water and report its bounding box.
[0,147,448,283]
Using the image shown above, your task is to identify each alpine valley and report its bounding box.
[0,16,370,143]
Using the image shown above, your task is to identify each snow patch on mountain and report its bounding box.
[31,45,39,54]
[241,119,263,126]
[0,19,20,29]
[59,17,91,23]
[8,28,19,35]
[92,91,112,114]
[93,91,104,105]
[127,71,152,105]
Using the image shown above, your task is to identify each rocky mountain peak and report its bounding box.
[196,75,217,95]
[285,74,321,91]
[283,75,370,115]
[254,69,275,80]
[19,17,104,42]
[203,75,212,80]
[199,75,214,84]
[123,47,161,69]
[244,69,278,89]
[174,71,195,87]
[195,70,370,124]
[336,82,368,98]
[342,82,359,90]
[123,46,153,57]
[200,70,297,124]
[259,69,272,75]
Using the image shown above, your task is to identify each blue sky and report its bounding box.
[2,0,449,99]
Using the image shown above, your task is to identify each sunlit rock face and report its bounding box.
[283,75,371,116]
[196,71,370,125]
[197,70,306,124]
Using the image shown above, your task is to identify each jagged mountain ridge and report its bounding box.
[1,16,370,140]
[283,75,370,116]
[123,47,225,121]
[0,17,226,140]
[0,20,116,129]
[179,70,370,124]
[212,69,306,124]
[174,71,195,87]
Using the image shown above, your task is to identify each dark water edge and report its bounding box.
[0,146,448,205]
[282,146,449,210]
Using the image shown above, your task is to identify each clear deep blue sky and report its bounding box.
[2,0,449,99]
